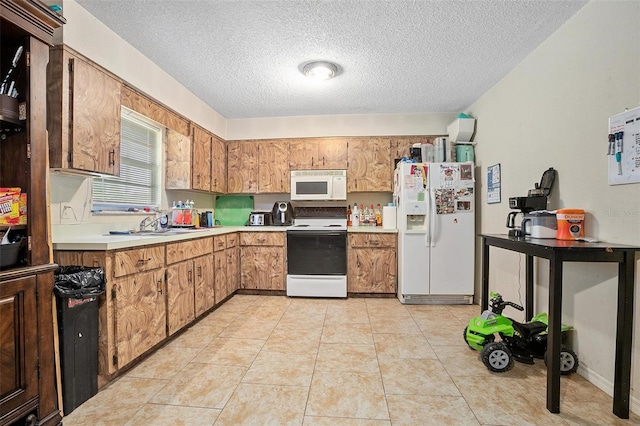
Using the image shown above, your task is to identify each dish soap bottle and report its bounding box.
[352,204,360,228]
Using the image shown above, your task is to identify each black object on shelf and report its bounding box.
[54,266,106,414]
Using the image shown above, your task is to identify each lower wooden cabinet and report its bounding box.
[226,233,239,295]
[0,275,38,424]
[166,237,214,334]
[114,269,166,368]
[347,233,397,293]
[194,254,214,317]
[166,260,196,335]
[240,232,285,290]
[213,233,238,303]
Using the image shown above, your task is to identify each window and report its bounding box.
[92,108,162,209]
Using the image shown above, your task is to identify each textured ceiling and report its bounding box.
[75,0,587,119]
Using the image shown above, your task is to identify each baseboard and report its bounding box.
[578,365,640,415]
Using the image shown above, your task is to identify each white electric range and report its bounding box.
[286,207,347,298]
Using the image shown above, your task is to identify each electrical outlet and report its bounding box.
[60,204,76,224]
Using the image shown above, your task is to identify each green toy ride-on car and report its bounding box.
[464,292,579,374]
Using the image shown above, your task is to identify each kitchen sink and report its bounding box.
[106,228,211,237]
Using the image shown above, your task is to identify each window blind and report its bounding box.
[92,110,162,208]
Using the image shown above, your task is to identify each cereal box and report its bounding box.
[19,193,27,225]
[0,187,21,225]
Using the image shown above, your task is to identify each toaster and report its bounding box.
[248,211,272,226]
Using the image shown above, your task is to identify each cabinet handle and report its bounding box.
[188,269,193,282]
[323,156,326,166]
[108,149,115,166]
[369,240,380,246]
[311,156,314,167]
[137,257,151,264]
[198,265,202,278]
[157,278,163,294]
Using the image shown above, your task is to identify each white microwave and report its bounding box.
[290,170,347,201]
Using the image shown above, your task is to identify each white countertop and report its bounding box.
[52,225,397,251]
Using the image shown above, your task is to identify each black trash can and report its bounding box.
[54,266,106,415]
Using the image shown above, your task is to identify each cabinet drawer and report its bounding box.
[114,245,165,277]
[240,232,285,246]
[166,237,213,264]
[348,233,396,249]
[226,233,238,248]
[213,235,226,252]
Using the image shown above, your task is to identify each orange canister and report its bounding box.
[556,209,585,240]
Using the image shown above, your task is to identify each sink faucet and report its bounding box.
[139,216,159,232]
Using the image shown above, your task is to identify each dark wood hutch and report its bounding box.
[0,1,64,425]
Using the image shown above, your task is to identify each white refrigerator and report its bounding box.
[394,162,475,304]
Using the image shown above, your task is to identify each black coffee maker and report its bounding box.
[271,201,295,226]
[506,168,556,237]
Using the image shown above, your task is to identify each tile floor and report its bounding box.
[62,295,639,425]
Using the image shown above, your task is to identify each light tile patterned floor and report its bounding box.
[63,295,639,425]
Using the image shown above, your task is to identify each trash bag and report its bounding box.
[54,266,106,298]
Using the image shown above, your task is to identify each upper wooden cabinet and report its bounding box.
[121,86,190,135]
[47,46,121,175]
[347,137,392,192]
[289,138,347,170]
[192,125,212,192]
[211,134,227,193]
[258,140,289,193]
[227,141,258,193]
[165,128,191,189]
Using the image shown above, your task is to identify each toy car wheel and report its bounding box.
[544,346,579,375]
[481,342,514,373]
[463,326,474,350]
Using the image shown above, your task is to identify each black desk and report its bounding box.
[480,234,639,419]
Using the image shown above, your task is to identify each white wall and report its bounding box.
[50,0,226,138]
[468,0,640,411]
[227,113,456,140]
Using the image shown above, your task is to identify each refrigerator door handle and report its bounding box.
[425,190,430,247]
[430,187,437,247]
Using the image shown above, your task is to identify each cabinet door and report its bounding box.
[194,254,214,317]
[226,246,239,295]
[211,135,227,193]
[240,246,285,290]
[166,261,195,335]
[213,251,227,304]
[289,139,318,169]
[347,138,392,192]
[258,140,289,193]
[114,269,166,368]
[165,128,191,189]
[227,141,258,193]
[319,138,348,169]
[70,56,121,175]
[0,276,38,420]
[347,248,397,293]
[192,126,212,191]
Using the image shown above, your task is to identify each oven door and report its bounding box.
[286,230,347,275]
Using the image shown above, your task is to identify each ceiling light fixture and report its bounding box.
[302,61,339,81]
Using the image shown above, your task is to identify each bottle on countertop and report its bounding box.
[369,204,376,226]
[346,204,352,227]
[359,204,366,226]
[352,204,360,228]
[375,204,382,227]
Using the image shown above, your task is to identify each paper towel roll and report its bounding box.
[382,206,397,229]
